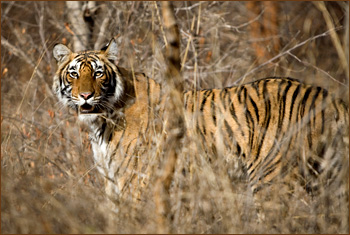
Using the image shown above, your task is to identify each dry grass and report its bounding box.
[1,2,349,233]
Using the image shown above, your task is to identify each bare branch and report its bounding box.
[66,1,91,51]
[1,1,15,22]
[1,36,36,68]
[154,2,184,233]
[94,17,110,50]
[38,2,52,63]
[1,36,53,96]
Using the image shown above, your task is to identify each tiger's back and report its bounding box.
[184,77,348,194]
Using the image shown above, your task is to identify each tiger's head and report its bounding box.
[52,39,124,123]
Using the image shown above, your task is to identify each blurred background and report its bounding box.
[1,1,349,233]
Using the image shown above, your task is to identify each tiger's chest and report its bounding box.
[91,141,111,176]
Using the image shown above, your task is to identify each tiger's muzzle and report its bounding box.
[78,92,101,114]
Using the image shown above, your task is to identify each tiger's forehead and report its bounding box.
[77,50,101,55]
[68,52,105,71]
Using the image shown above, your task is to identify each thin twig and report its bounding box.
[38,2,52,63]
[154,2,167,46]
[314,2,348,80]
[3,48,47,154]
[287,52,346,86]
[222,9,265,33]
[232,26,344,85]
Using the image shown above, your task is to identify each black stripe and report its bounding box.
[211,92,217,126]
[247,162,254,172]
[261,158,281,180]
[248,95,259,123]
[229,100,244,137]
[99,122,107,144]
[332,95,340,121]
[236,143,242,157]
[237,86,247,103]
[224,119,234,137]
[254,81,271,162]
[252,80,260,98]
[220,88,229,110]
[308,87,321,148]
[108,132,114,142]
[75,57,84,63]
[259,143,281,177]
[90,54,100,61]
[277,80,291,133]
[199,90,212,136]
[289,84,301,122]
[200,90,212,112]
[299,87,313,118]
[245,103,255,150]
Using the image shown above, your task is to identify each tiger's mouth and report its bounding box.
[79,103,100,114]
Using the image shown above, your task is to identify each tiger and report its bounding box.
[52,38,348,205]
[52,39,162,200]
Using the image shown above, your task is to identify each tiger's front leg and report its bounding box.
[91,140,121,197]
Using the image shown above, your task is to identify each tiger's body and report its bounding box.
[184,77,348,194]
[52,39,348,203]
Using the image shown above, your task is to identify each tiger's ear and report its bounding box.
[104,38,118,61]
[53,44,71,64]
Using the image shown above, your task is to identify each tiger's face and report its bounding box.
[52,39,123,122]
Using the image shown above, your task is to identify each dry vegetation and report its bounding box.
[1,1,349,233]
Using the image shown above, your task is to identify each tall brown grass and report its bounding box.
[1,2,348,233]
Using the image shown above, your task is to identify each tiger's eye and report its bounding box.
[70,72,78,78]
[95,71,103,78]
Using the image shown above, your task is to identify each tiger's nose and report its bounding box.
[80,92,94,100]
